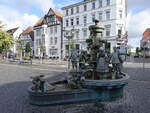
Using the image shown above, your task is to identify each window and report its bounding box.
[55,26,57,33]
[36,29,41,36]
[66,9,69,16]
[50,27,53,34]
[42,38,45,45]
[83,29,87,37]
[84,4,87,11]
[36,39,38,46]
[71,8,74,15]
[71,18,74,26]
[119,10,123,19]
[48,16,55,23]
[106,0,110,6]
[66,19,69,27]
[50,37,53,44]
[106,10,110,20]
[39,39,42,45]
[76,6,79,13]
[92,14,95,22]
[118,29,122,38]
[54,37,57,44]
[99,0,103,7]
[92,2,95,9]
[49,49,58,55]
[105,25,111,37]
[76,17,79,25]
[99,12,103,21]
[76,31,79,39]
[83,16,87,26]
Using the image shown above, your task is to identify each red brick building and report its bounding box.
[141,28,150,56]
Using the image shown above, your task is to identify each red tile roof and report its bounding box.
[143,28,150,42]
[52,9,63,19]
[45,8,63,21]
[34,18,44,27]
[22,26,33,35]
[21,26,34,41]
[34,8,63,27]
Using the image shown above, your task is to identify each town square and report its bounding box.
[0,0,150,113]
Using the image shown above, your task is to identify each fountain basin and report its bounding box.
[82,74,130,88]
[28,74,129,105]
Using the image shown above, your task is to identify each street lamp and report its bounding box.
[63,27,76,70]
[63,28,75,57]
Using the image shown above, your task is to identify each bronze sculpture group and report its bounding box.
[69,20,126,81]
[28,20,129,105]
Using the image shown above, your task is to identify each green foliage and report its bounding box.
[0,29,15,53]
[136,47,141,55]
[40,46,45,53]
[22,56,31,60]
[0,21,5,30]
[25,42,31,53]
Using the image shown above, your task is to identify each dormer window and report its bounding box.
[45,14,56,25]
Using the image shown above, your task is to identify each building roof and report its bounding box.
[34,18,44,27]
[45,8,63,20]
[34,8,63,28]
[61,0,90,9]
[21,26,34,41]
[51,8,63,19]
[22,26,33,35]
[7,27,19,34]
[143,28,150,42]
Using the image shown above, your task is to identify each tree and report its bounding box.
[136,47,141,56]
[0,30,15,58]
[0,21,5,30]
[0,20,15,59]
[25,42,31,56]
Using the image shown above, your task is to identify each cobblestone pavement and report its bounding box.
[0,60,150,113]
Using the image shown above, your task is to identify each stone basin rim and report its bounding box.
[82,74,130,87]
[84,74,130,82]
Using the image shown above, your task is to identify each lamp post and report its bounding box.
[63,28,75,70]
[142,41,148,71]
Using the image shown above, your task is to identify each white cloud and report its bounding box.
[35,0,55,13]
[127,9,150,47]
[0,0,55,13]
[0,5,39,30]
[128,0,150,9]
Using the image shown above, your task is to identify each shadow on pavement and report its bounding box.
[0,70,150,113]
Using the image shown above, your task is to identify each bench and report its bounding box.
[19,60,32,64]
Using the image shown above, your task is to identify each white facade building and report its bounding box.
[62,0,127,57]
[19,26,34,56]
[34,8,63,59]
[7,27,23,56]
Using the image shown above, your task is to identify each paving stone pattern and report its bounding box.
[0,61,150,113]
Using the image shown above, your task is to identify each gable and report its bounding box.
[47,9,55,16]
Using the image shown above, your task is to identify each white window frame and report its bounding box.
[106,10,110,20]
[105,25,111,37]
[106,0,110,6]
[76,17,79,25]
[99,0,103,7]
[99,12,103,21]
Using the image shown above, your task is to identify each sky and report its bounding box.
[0,0,150,47]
